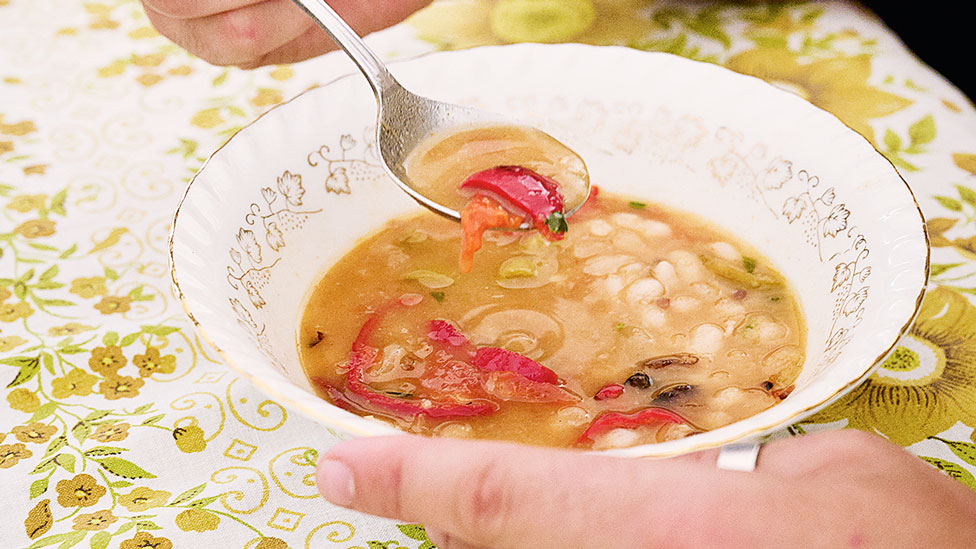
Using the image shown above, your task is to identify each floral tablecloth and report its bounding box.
[2,1,975,547]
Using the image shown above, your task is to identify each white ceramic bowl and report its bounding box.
[169,44,928,457]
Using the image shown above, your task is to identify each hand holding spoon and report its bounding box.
[289,0,591,224]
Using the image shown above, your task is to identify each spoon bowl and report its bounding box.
[290,0,590,223]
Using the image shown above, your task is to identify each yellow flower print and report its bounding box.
[0,335,27,351]
[0,442,32,468]
[5,194,47,213]
[807,286,976,445]
[408,0,653,49]
[56,474,106,507]
[168,65,192,76]
[12,422,57,444]
[94,295,132,315]
[89,18,120,30]
[24,499,52,540]
[51,369,98,398]
[0,116,37,136]
[120,532,173,549]
[72,510,117,531]
[97,59,127,77]
[724,50,911,145]
[131,53,165,67]
[90,422,130,443]
[133,347,176,377]
[22,164,47,176]
[136,73,163,87]
[0,286,10,302]
[48,322,95,336]
[0,301,33,322]
[175,508,220,532]
[190,108,224,129]
[88,346,127,376]
[118,486,170,512]
[251,88,283,107]
[13,219,55,238]
[255,538,289,549]
[0,140,13,155]
[173,425,207,453]
[98,375,144,400]
[7,388,40,413]
[69,276,107,298]
[954,152,976,175]
[269,66,293,81]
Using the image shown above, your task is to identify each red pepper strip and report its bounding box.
[459,194,525,273]
[593,383,624,401]
[459,166,566,241]
[343,306,496,419]
[427,319,471,347]
[482,371,577,403]
[473,346,559,384]
[576,407,686,445]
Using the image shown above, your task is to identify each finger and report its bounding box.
[238,0,433,68]
[316,436,786,549]
[143,0,314,66]
[143,0,264,19]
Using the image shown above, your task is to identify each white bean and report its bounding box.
[612,230,646,255]
[690,323,724,353]
[712,386,747,407]
[641,306,667,329]
[583,254,635,276]
[587,219,613,236]
[708,241,740,261]
[668,250,704,283]
[610,212,642,227]
[690,281,720,299]
[714,298,746,317]
[653,260,679,288]
[635,219,672,238]
[671,295,701,312]
[602,275,626,296]
[595,427,641,450]
[626,277,665,305]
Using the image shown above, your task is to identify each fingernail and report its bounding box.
[317,458,355,507]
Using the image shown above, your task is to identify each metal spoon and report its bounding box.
[289,0,590,223]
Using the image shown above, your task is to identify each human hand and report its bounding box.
[315,429,976,548]
[141,0,431,68]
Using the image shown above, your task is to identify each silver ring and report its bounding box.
[716,441,762,472]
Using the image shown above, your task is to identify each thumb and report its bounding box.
[315,435,767,549]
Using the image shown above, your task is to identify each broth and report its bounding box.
[300,192,805,449]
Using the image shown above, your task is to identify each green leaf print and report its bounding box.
[397,524,431,542]
[169,483,207,506]
[930,437,976,466]
[94,457,156,479]
[920,456,976,490]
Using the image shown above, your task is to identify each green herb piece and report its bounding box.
[498,256,541,279]
[615,322,626,332]
[770,296,781,302]
[430,291,445,303]
[742,256,757,273]
[628,201,647,209]
[700,255,779,288]
[545,211,568,234]
[403,270,454,289]
[384,391,413,399]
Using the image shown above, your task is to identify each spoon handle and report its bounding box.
[289,0,398,96]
